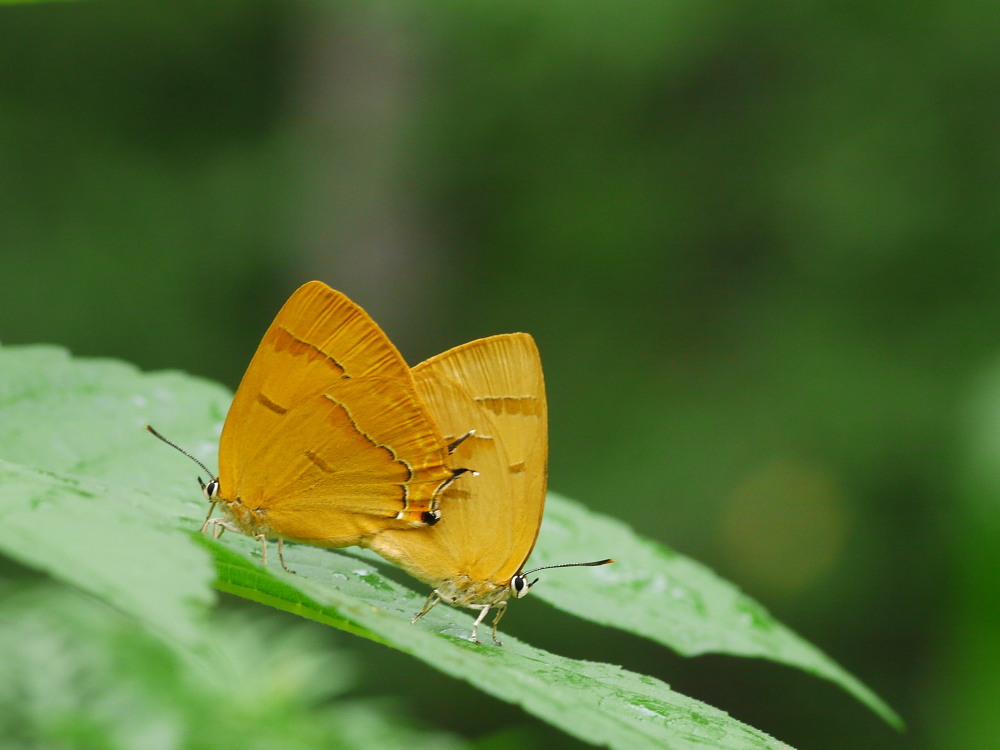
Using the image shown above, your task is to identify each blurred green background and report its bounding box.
[2,0,999,748]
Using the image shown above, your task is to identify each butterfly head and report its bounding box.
[509,572,538,599]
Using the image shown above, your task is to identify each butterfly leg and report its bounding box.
[489,601,508,646]
[277,538,296,574]
[436,465,479,497]
[411,590,443,624]
[469,604,493,644]
[255,533,268,565]
[199,501,219,533]
[434,430,480,499]
[446,429,475,453]
[204,517,241,539]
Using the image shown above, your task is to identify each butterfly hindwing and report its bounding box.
[370,333,547,596]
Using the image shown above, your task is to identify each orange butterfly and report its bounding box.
[151,281,462,569]
[370,333,612,643]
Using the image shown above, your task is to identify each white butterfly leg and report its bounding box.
[469,604,493,644]
[412,590,443,624]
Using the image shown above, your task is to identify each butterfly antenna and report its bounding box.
[145,425,215,480]
[524,558,614,576]
[522,558,614,585]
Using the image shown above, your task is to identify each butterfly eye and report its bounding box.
[202,478,220,500]
[510,574,537,599]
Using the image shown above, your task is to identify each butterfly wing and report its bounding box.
[218,281,454,546]
[369,333,547,602]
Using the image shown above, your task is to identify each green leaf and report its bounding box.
[0,343,900,746]
[0,459,215,647]
[0,344,228,646]
[531,493,903,729]
[0,344,229,497]
[208,536,794,750]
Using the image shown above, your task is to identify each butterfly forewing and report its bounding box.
[217,282,454,545]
